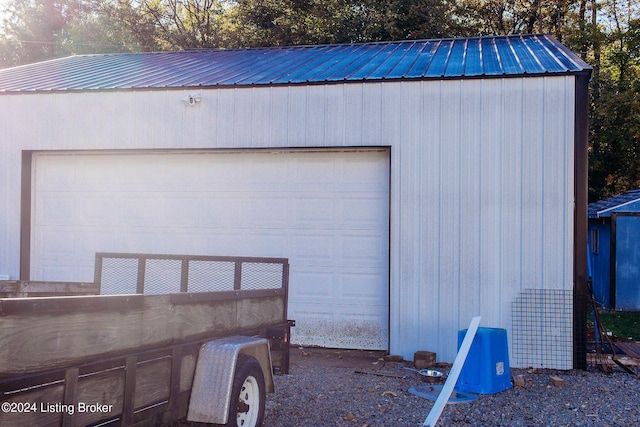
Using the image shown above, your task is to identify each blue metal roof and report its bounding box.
[589,190,640,218]
[0,34,591,93]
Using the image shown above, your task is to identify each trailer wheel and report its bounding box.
[221,355,265,427]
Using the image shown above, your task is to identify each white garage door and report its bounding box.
[31,149,390,349]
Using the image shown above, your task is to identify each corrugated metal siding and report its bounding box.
[0,109,17,281]
[389,77,574,365]
[0,75,576,365]
[0,35,589,93]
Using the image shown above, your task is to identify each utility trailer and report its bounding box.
[0,253,293,427]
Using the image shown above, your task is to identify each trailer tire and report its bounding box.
[219,355,266,427]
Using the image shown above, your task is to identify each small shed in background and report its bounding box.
[0,35,591,369]
[589,190,640,311]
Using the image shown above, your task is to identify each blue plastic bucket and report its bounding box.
[455,327,512,394]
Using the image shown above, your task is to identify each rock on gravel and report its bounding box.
[263,348,640,427]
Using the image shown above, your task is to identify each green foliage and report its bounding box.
[0,0,89,66]
[452,0,575,37]
[93,0,231,50]
[589,19,640,201]
[598,310,640,341]
[226,0,366,46]
[223,0,464,47]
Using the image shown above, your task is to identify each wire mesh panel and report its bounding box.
[144,259,182,295]
[96,253,288,295]
[241,262,284,290]
[512,289,573,369]
[99,257,139,295]
[188,260,235,292]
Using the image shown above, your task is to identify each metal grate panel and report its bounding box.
[188,260,235,292]
[241,262,284,290]
[512,289,573,369]
[100,257,139,295]
[96,253,288,295]
[144,259,182,295]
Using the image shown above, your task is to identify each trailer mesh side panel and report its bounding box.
[144,259,182,294]
[100,257,139,295]
[241,263,284,290]
[96,253,287,295]
[188,260,235,292]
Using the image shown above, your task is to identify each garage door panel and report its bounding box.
[342,196,388,226]
[294,234,334,261]
[35,195,78,225]
[336,312,388,349]
[202,161,246,188]
[290,305,388,349]
[117,196,164,226]
[343,165,387,183]
[294,158,337,187]
[36,227,78,258]
[147,193,203,226]
[340,271,388,301]
[31,149,389,349]
[288,307,336,348]
[184,230,246,254]
[80,195,122,226]
[236,231,288,256]
[292,266,387,301]
[291,270,335,298]
[35,155,76,190]
[123,229,172,253]
[34,228,92,281]
[341,234,387,263]
[248,196,289,224]
[203,196,245,225]
[81,229,124,254]
[294,197,335,223]
[248,158,290,186]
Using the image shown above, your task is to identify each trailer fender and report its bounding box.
[187,335,274,424]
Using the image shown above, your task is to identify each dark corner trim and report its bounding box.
[573,72,590,370]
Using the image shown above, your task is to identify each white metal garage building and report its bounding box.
[0,34,591,368]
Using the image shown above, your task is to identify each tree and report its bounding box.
[225,0,464,47]
[589,18,640,200]
[226,0,382,46]
[374,0,466,40]
[0,0,151,67]
[0,0,87,66]
[452,0,582,39]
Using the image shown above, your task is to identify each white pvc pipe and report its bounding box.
[423,316,481,427]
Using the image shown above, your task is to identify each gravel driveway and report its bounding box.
[264,347,640,427]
